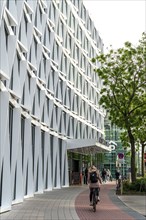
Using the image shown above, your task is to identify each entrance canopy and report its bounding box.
[66,139,111,154]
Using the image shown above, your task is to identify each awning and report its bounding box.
[66,138,111,155]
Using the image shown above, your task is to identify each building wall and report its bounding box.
[0,0,105,212]
[104,115,126,177]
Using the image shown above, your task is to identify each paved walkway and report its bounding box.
[0,182,145,220]
[119,195,146,217]
[75,182,146,220]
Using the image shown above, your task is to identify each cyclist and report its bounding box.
[115,169,120,184]
[88,164,102,206]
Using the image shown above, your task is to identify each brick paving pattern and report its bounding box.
[75,183,145,220]
[0,182,145,220]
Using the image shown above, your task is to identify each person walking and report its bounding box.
[101,168,107,183]
[84,167,88,184]
[88,164,102,206]
[107,169,112,181]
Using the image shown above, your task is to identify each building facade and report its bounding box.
[104,115,128,178]
[0,0,108,212]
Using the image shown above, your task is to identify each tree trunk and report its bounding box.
[141,142,145,177]
[127,128,136,183]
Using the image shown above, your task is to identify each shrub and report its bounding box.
[123,178,146,193]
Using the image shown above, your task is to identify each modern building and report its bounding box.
[0,0,109,213]
[104,115,128,178]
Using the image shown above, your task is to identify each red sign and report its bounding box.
[118,153,124,159]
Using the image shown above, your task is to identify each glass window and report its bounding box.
[32,97,35,115]
[31,124,35,176]
[28,71,31,92]
[71,14,75,29]
[50,135,53,180]
[38,86,40,105]
[9,67,14,90]
[4,21,9,49]
[9,104,13,168]
[68,35,72,49]
[41,130,45,180]
[24,12,28,33]
[21,116,25,170]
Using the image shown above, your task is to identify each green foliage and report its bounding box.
[120,119,146,177]
[120,131,130,148]
[94,32,146,130]
[123,178,146,193]
[92,32,146,183]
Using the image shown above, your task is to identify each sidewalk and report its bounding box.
[75,182,146,220]
[0,181,145,220]
[118,195,146,217]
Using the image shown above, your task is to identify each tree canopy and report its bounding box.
[92,32,146,182]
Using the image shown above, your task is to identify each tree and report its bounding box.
[92,32,146,183]
[121,122,146,177]
[134,119,146,177]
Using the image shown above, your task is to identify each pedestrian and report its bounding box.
[101,168,107,183]
[88,164,102,206]
[84,167,88,184]
[106,169,111,181]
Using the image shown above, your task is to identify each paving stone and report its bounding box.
[0,183,145,220]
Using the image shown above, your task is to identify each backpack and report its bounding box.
[90,171,97,183]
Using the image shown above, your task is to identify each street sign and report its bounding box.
[118,153,124,159]
[109,144,115,151]
[117,153,124,164]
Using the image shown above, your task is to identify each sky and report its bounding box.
[83,0,146,50]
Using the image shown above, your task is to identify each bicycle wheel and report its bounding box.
[93,202,96,212]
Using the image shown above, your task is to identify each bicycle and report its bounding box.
[116,178,121,194]
[92,188,99,212]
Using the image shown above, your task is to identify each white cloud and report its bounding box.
[83,0,145,49]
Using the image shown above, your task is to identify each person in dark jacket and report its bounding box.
[115,170,120,184]
[101,168,107,182]
[84,167,88,184]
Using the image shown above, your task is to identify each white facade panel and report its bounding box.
[0,0,107,212]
